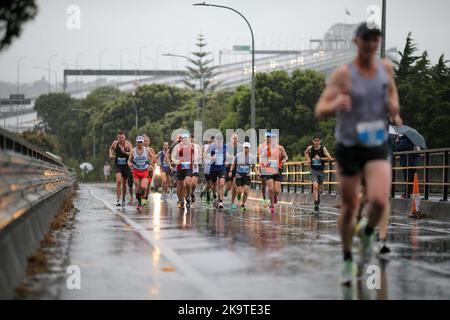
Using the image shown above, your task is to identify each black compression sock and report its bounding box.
[344,251,352,262]
[365,225,374,236]
[136,192,141,205]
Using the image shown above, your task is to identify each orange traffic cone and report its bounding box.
[410,173,421,217]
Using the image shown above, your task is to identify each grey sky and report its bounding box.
[1,0,449,83]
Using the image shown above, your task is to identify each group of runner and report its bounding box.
[106,21,399,287]
[107,128,297,214]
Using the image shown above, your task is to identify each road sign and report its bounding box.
[233,45,251,52]
[0,94,31,105]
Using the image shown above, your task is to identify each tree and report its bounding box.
[395,32,420,79]
[21,129,60,155]
[0,0,38,51]
[183,34,222,121]
[34,93,75,135]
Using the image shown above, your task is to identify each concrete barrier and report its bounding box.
[0,186,74,299]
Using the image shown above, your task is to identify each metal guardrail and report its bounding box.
[0,127,76,231]
[250,148,450,202]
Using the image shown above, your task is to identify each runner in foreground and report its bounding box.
[315,22,400,286]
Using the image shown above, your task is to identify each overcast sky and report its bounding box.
[1,0,449,83]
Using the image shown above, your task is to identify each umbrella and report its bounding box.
[79,162,94,171]
[394,125,426,149]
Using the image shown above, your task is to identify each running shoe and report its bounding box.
[231,203,237,210]
[185,198,191,209]
[142,198,148,207]
[200,189,206,200]
[262,198,269,208]
[218,201,224,209]
[356,218,375,264]
[177,201,184,209]
[191,194,195,203]
[340,260,357,286]
[270,204,275,213]
[377,240,391,255]
[116,200,121,207]
[136,204,142,210]
[121,200,126,207]
[241,205,247,212]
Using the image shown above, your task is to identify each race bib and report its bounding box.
[181,161,191,170]
[215,154,224,165]
[117,157,126,165]
[312,159,322,166]
[193,164,199,173]
[134,161,147,170]
[269,159,278,168]
[356,120,386,147]
[237,165,250,174]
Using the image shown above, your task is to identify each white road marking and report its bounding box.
[87,186,226,299]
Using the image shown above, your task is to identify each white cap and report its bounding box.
[243,142,250,149]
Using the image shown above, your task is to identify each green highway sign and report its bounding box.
[233,45,251,52]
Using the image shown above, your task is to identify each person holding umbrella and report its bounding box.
[394,125,426,198]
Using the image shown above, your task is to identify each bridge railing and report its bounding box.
[250,148,449,202]
[0,127,76,231]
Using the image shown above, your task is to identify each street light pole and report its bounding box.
[194,2,256,131]
[139,46,148,80]
[381,0,387,59]
[75,51,84,91]
[16,56,26,130]
[48,54,58,93]
[120,48,128,83]
[17,57,26,95]
[98,49,109,87]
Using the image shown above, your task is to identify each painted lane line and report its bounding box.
[87,186,226,299]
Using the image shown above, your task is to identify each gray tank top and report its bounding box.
[335,59,389,147]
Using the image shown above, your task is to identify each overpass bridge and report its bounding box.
[0,22,398,133]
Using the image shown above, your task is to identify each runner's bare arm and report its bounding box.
[171,144,180,164]
[148,148,155,165]
[281,146,288,163]
[382,60,401,124]
[109,141,118,159]
[150,148,157,165]
[305,146,311,163]
[127,151,134,167]
[322,147,332,161]
[124,141,133,155]
[315,66,350,120]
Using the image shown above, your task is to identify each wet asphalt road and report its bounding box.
[32,183,450,299]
